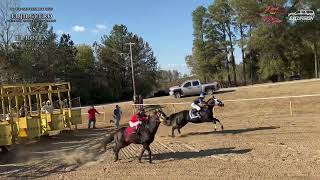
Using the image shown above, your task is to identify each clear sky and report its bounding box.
[20,0,242,75]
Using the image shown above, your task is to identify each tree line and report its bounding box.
[187,0,320,86]
[0,0,180,104]
[0,22,179,104]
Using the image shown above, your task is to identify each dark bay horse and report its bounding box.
[166,96,224,137]
[102,109,168,163]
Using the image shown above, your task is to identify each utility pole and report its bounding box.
[314,42,318,78]
[125,42,136,101]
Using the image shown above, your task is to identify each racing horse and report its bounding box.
[102,109,168,163]
[166,96,224,137]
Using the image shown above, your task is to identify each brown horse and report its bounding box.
[102,109,168,163]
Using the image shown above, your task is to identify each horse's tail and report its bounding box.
[102,134,114,151]
[102,127,124,151]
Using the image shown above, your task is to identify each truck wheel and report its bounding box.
[174,92,181,98]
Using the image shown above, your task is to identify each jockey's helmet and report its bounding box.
[200,92,205,98]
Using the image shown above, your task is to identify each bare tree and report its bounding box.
[0,0,21,57]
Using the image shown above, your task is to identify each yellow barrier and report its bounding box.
[27,116,41,139]
[18,117,28,137]
[0,122,12,146]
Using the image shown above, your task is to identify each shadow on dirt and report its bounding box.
[153,147,252,161]
[180,126,280,137]
[0,127,113,179]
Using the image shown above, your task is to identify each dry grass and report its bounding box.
[79,80,320,128]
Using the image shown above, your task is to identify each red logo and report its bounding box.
[262,5,285,24]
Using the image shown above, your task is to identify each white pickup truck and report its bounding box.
[169,79,220,98]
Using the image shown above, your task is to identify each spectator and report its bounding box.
[113,105,122,128]
[88,105,100,129]
[134,95,139,110]
[42,100,54,114]
[138,95,144,110]
[19,105,27,117]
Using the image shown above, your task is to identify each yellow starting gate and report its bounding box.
[0,82,82,150]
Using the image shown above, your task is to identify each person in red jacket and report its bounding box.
[129,108,148,133]
[88,105,100,129]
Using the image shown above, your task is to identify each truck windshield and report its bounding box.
[192,81,199,86]
[184,82,191,87]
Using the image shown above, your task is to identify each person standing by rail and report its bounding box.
[88,105,100,129]
[113,105,122,129]
[138,95,144,110]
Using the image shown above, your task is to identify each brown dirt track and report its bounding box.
[1,80,320,179]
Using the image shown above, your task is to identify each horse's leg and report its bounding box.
[213,120,217,131]
[138,144,147,163]
[213,117,224,131]
[146,145,152,164]
[171,125,178,137]
[177,121,188,135]
[114,146,120,162]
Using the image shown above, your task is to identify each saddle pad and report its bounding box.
[125,127,135,138]
[189,109,200,119]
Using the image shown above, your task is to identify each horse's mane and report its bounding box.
[168,111,184,119]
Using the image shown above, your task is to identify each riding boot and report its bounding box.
[136,126,141,135]
[197,111,201,117]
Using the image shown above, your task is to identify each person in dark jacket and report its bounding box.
[113,105,122,128]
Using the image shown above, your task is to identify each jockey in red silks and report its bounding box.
[129,108,148,132]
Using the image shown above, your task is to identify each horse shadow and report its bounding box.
[153,147,252,161]
[180,126,280,137]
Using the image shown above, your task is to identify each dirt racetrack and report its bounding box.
[1,80,320,179]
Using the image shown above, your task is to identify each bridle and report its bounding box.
[155,109,167,123]
[206,97,224,107]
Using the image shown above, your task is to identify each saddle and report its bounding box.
[189,109,201,119]
[124,123,147,140]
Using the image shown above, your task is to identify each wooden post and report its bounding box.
[35,94,39,114]
[67,83,74,130]
[39,94,43,109]
[290,100,293,116]
[7,92,11,114]
[1,87,5,115]
[15,96,19,115]
[48,85,53,104]
[28,87,32,114]
[57,92,63,114]
[23,86,27,107]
